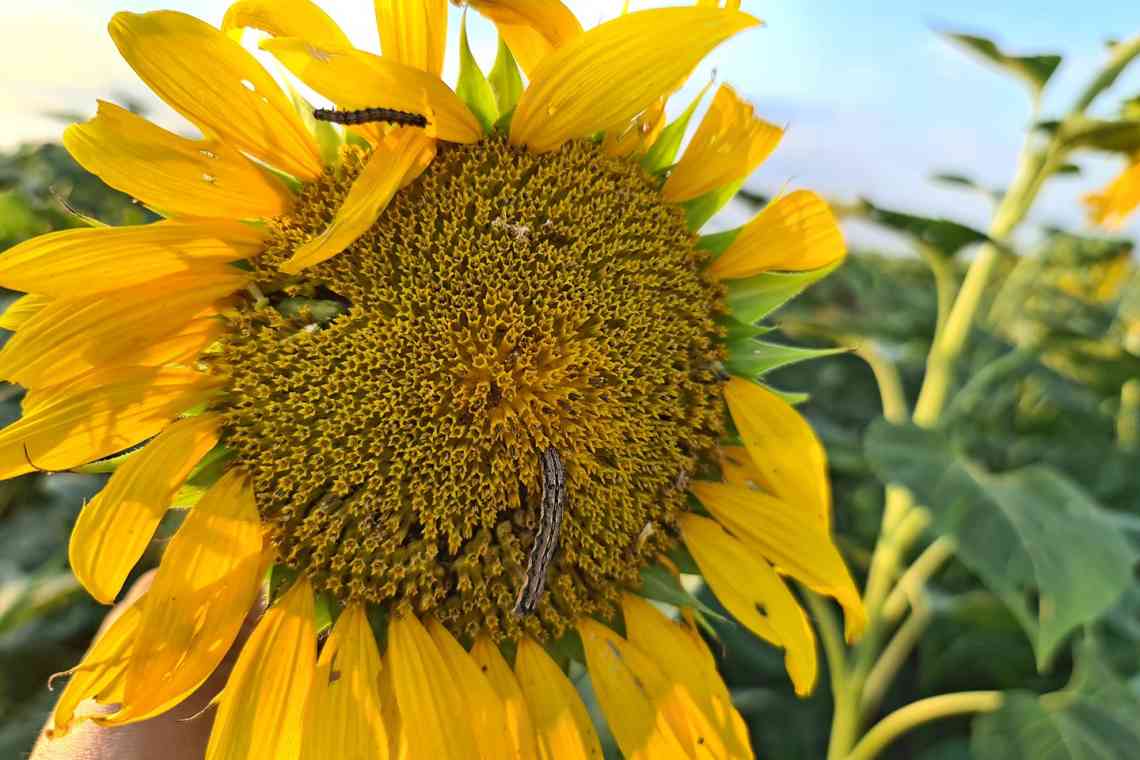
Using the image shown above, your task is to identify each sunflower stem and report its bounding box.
[860,594,933,721]
[806,592,858,760]
[881,537,956,623]
[844,692,1004,760]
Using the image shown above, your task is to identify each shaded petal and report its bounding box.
[0,366,222,479]
[110,11,323,181]
[69,413,221,604]
[1084,159,1140,229]
[0,293,51,331]
[577,618,690,760]
[49,593,146,737]
[470,636,540,760]
[723,377,831,529]
[105,469,263,723]
[681,513,817,695]
[662,84,783,202]
[717,445,770,491]
[64,101,292,219]
[426,619,511,760]
[0,220,263,299]
[262,38,482,144]
[603,98,667,158]
[514,637,602,760]
[283,128,436,273]
[375,0,447,76]
[206,577,316,760]
[0,270,248,389]
[467,0,582,75]
[387,614,480,759]
[301,604,389,760]
[708,191,845,279]
[222,0,351,48]
[621,594,752,759]
[691,480,866,642]
[510,7,759,152]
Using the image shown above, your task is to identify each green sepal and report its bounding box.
[289,86,341,167]
[171,446,234,508]
[683,178,745,232]
[314,592,336,634]
[764,386,810,406]
[717,315,773,343]
[71,445,145,475]
[725,340,847,379]
[941,31,1061,99]
[637,564,728,624]
[696,226,743,262]
[725,261,842,324]
[492,107,517,136]
[489,34,524,119]
[456,13,499,134]
[642,84,710,174]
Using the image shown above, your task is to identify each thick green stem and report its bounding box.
[882,537,956,622]
[845,692,1004,760]
[807,592,859,760]
[854,342,909,425]
[861,596,933,720]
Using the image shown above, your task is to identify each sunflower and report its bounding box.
[1084,153,1140,229]
[8,1,864,757]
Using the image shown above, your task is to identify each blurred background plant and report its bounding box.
[1,25,1139,760]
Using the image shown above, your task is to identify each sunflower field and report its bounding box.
[0,3,1138,760]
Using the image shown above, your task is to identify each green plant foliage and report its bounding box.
[853,199,993,257]
[456,14,499,134]
[865,421,1136,670]
[941,32,1062,98]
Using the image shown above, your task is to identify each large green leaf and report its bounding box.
[942,32,1062,98]
[864,420,1136,668]
[1042,115,1140,155]
[855,198,992,257]
[972,641,1140,759]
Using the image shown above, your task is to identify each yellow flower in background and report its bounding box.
[3,1,863,758]
[1084,154,1140,229]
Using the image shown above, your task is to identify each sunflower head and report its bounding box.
[5,2,864,758]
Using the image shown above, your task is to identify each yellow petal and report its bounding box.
[69,414,221,604]
[283,129,436,273]
[691,480,866,642]
[0,293,51,331]
[1084,159,1140,229]
[375,0,447,75]
[104,469,263,723]
[723,377,831,529]
[301,604,389,760]
[470,636,540,760]
[511,7,759,152]
[0,270,248,389]
[0,366,222,479]
[49,593,146,737]
[387,613,480,759]
[663,84,784,202]
[126,317,227,369]
[206,576,316,760]
[708,191,846,279]
[514,637,602,760]
[378,649,408,760]
[261,38,482,144]
[621,594,752,759]
[681,513,817,696]
[64,100,292,219]
[222,0,351,48]
[603,98,667,158]
[718,445,771,491]
[0,220,263,299]
[110,11,323,181]
[467,0,582,75]
[426,619,511,760]
[577,618,690,760]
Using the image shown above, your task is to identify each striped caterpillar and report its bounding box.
[312,106,428,128]
[512,447,566,617]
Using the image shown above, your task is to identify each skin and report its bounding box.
[30,572,263,760]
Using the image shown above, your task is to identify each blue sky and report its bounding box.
[2,1,1138,248]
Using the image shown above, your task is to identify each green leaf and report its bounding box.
[1045,115,1140,155]
[725,340,847,379]
[725,262,842,324]
[972,640,1140,759]
[942,32,1062,98]
[717,315,773,343]
[697,226,743,256]
[637,564,727,623]
[488,34,523,120]
[641,83,710,174]
[855,198,992,257]
[682,178,745,231]
[865,420,1136,669]
[456,13,498,134]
